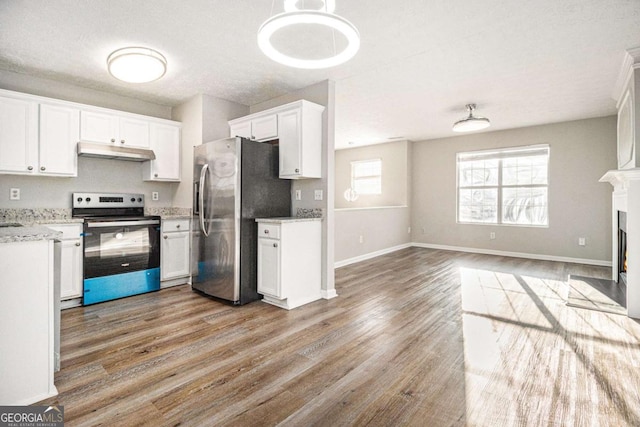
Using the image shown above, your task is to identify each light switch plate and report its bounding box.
[314,189,323,201]
[10,188,20,200]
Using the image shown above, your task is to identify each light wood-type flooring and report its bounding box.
[41,248,640,426]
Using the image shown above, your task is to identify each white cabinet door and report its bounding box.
[59,239,83,299]
[119,116,150,148]
[257,238,281,298]
[161,231,190,280]
[230,121,252,139]
[39,104,79,176]
[252,115,278,141]
[278,109,302,177]
[47,224,83,300]
[80,111,149,148]
[80,110,119,144]
[145,123,181,181]
[0,96,38,174]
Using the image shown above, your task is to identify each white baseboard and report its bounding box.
[412,242,612,267]
[334,243,412,268]
[321,288,339,299]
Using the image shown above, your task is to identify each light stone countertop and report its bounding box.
[0,224,63,244]
[255,217,322,224]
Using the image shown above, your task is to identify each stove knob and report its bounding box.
[77,197,83,202]
[138,197,142,202]
[131,198,136,202]
[86,197,91,202]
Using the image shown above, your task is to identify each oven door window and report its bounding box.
[84,224,160,278]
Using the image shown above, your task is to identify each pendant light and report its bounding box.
[452,104,491,132]
[107,47,167,83]
[258,0,360,69]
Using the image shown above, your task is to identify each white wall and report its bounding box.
[411,116,617,263]
[250,80,336,296]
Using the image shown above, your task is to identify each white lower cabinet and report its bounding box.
[161,218,191,285]
[256,219,321,310]
[47,223,83,303]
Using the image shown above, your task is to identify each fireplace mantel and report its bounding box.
[601,168,640,318]
[600,168,640,191]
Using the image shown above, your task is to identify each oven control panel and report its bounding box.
[73,192,145,209]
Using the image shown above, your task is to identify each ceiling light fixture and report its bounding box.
[107,47,167,83]
[258,0,360,69]
[452,104,491,132]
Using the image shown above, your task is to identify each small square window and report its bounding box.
[351,159,382,195]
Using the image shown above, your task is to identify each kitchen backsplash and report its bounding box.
[145,207,192,217]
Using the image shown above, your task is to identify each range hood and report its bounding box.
[77,142,156,162]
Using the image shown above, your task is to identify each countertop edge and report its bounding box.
[255,217,323,223]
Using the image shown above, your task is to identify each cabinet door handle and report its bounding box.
[295,168,299,173]
[121,139,125,144]
[27,166,33,171]
[154,173,158,177]
[176,224,180,228]
[164,235,168,239]
[273,243,278,247]
[264,229,269,234]
[40,166,46,171]
[75,242,81,246]
[111,138,116,143]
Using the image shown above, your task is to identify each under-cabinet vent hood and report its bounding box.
[77,142,156,162]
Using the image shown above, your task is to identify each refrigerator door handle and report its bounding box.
[199,163,211,237]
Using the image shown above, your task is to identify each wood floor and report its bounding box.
[41,248,640,426]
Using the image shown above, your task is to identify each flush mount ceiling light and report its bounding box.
[452,104,491,132]
[258,0,360,69]
[107,47,167,83]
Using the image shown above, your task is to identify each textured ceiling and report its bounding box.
[0,0,638,149]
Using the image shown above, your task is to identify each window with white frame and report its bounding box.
[351,159,382,195]
[457,145,549,226]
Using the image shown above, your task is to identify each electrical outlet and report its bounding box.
[578,237,586,246]
[314,189,323,201]
[152,191,159,201]
[295,189,302,200]
[10,188,20,201]
[490,232,496,240]
[359,235,364,244]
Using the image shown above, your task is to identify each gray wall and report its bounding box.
[411,116,617,262]
[0,71,178,208]
[250,80,336,295]
[335,140,409,209]
[171,94,248,209]
[335,207,411,263]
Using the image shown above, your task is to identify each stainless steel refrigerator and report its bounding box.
[192,137,291,305]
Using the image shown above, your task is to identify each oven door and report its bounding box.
[82,218,161,305]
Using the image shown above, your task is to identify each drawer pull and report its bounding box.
[111,138,115,143]
[27,165,34,171]
[75,242,81,246]
[264,229,269,234]
[273,243,278,248]
[176,224,180,228]
[164,235,168,239]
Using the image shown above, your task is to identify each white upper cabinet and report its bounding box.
[80,110,150,148]
[229,113,277,141]
[228,100,324,179]
[0,96,38,174]
[39,104,79,176]
[0,97,78,177]
[143,123,181,181]
[229,120,252,139]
